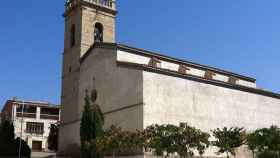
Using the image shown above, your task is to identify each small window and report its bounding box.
[70,24,76,47]
[94,23,103,42]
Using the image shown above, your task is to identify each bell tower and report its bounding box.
[60,0,117,154]
[64,0,116,56]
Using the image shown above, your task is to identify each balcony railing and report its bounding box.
[40,114,59,120]
[16,112,36,119]
[25,129,44,135]
[65,0,116,10]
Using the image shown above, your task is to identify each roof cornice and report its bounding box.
[117,44,256,83]
[117,61,280,100]
[79,42,279,99]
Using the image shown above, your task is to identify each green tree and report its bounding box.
[0,119,15,143]
[48,124,59,151]
[0,119,31,158]
[173,123,210,158]
[247,132,259,158]
[194,127,211,157]
[80,89,104,158]
[212,127,246,158]
[15,137,31,158]
[143,123,210,158]
[0,119,15,156]
[143,124,178,157]
[259,126,280,158]
[247,126,280,158]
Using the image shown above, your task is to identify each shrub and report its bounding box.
[15,137,31,158]
[0,119,31,158]
[258,151,278,158]
[48,124,59,151]
[80,90,104,158]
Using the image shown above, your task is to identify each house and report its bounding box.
[1,99,60,151]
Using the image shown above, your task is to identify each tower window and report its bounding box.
[70,24,76,47]
[94,23,103,42]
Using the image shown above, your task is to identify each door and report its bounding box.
[32,141,42,151]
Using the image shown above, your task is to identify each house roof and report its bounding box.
[1,100,60,113]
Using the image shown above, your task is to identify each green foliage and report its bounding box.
[80,90,104,158]
[86,119,280,158]
[0,119,16,156]
[48,124,59,151]
[96,123,210,158]
[247,132,259,158]
[247,126,280,158]
[143,123,210,158]
[258,150,278,158]
[0,119,15,143]
[173,123,210,158]
[15,137,31,158]
[0,119,31,158]
[143,124,178,157]
[212,127,246,158]
[95,125,143,156]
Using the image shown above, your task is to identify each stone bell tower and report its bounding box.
[59,0,117,155]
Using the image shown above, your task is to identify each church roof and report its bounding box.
[81,42,255,82]
[80,42,280,99]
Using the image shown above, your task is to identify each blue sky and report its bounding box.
[0,0,280,109]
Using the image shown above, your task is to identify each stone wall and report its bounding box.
[79,48,143,130]
[59,47,144,155]
[60,1,116,154]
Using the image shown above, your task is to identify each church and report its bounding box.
[59,0,280,157]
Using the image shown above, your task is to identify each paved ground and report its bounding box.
[31,152,56,158]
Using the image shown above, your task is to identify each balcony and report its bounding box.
[25,129,44,135]
[65,0,116,11]
[16,112,36,119]
[40,114,59,120]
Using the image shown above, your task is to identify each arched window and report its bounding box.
[70,24,75,47]
[94,23,103,42]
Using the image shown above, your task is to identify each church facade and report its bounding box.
[59,0,280,157]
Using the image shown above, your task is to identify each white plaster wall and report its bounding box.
[213,73,228,82]
[117,50,150,65]
[188,67,205,77]
[143,71,280,157]
[238,80,257,88]
[161,61,179,71]
[14,117,58,150]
